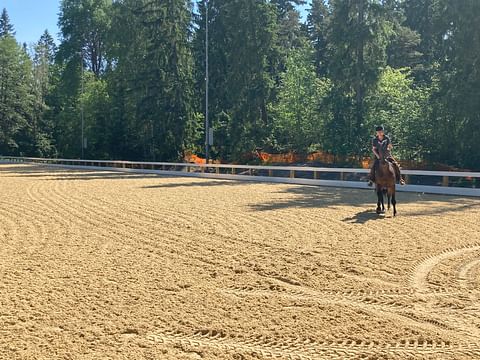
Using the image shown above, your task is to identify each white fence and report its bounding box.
[1,156,479,197]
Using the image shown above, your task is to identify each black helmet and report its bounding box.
[375,125,384,132]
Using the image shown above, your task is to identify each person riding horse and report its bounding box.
[368,126,405,187]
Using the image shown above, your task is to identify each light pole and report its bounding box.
[79,50,85,159]
[205,0,209,165]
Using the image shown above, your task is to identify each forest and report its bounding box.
[0,1,479,169]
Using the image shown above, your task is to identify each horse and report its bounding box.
[374,148,397,216]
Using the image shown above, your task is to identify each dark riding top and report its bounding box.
[372,135,392,159]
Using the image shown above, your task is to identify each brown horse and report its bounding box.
[374,148,397,216]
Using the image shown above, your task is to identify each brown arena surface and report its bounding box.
[1,163,480,359]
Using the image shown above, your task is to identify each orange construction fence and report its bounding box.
[184,151,461,172]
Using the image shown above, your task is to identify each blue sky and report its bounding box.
[0,0,60,45]
[1,0,310,45]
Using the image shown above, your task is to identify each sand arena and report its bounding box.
[1,164,480,359]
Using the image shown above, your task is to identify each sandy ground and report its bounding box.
[1,164,480,359]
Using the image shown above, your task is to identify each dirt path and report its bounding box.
[1,164,480,359]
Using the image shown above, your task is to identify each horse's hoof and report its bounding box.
[376,208,382,214]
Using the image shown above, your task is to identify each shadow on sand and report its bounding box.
[248,184,480,218]
[342,210,390,224]
[1,163,479,218]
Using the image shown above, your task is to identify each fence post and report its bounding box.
[216,167,220,174]
[314,171,319,180]
[232,167,236,175]
[268,169,273,177]
[442,176,449,187]
[340,172,345,181]
[290,170,295,178]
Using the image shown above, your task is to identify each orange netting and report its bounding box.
[184,151,461,171]
[185,150,371,167]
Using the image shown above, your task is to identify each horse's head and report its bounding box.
[378,146,388,163]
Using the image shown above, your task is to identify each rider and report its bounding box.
[368,125,405,187]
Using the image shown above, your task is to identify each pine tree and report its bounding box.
[194,0,278,160]
[0,37,33,154]
[403,0,443,80]
[27,30,58,156]
[430,0,480,168]
[0,8,15,37]
[110,0,197,161]
[271,0,306,18]
[307,0,330,76]
[382,0,423,70]
[326,0,392,156]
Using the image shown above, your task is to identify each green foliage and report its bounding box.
[0,1,479,169]
[429,0,480,168]
[272,47,331,153]
[109,0,196,161]
[0,36,33,154]
[327,0,392,156]
[307,0,330,76]
[193,0,278,160]
[0,8,15,37]
[79,74,111,158]
[366,67,432,161]
[58,0,112,77]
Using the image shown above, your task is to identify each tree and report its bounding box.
[0,37,33,154]
[0,8,15,37]
[54,0,114,158]
[429,0,480,169]
[27,30,58,156]
[403,0,443,81]
[306,0,330,76]
[327,0,392,156]
[271,0,306,17]
[272,47,332,153]
[382,0,423,70]
[193,0,278,160]
[272,0,308,80]
[366,67,432,161]
[58,0,112,77]
[387,25,422,69]
[109,0,197,161]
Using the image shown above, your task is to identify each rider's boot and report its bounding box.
[391,160,405,186]
[367,172,375,187]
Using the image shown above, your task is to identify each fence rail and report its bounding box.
[1,156,479,197]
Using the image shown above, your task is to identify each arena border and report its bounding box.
[1,156,479,197]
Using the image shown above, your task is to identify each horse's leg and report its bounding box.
[392,187,397,216]
[376,187,382,214]
[387,191,391,211]
[388,185,397,216]
[381,190,386,213]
